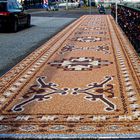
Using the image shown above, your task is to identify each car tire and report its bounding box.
[11,19,18,32]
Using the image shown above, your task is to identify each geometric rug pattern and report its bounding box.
[0,15,140,139]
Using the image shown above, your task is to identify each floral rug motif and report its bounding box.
[0,15,140,139]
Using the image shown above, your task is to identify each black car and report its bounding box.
[0,0,31,32]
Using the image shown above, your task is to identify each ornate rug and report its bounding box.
[0,15,140,139]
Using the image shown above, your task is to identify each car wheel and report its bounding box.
[11,19,18,32]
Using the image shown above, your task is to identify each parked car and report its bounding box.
[44,4,59,11]
[0,0,31,32]
[58,2,79,9]
[98,4,106,14]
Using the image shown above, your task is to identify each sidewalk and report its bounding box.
[0,15,139,139]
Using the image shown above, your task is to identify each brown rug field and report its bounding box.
[0,15,140,139]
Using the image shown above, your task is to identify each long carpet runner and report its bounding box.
[0,15,140,139]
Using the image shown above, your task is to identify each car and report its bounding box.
[98,5,106,14]
[44,4,59,11]
[58,2,79,9]
[0,0,31,32]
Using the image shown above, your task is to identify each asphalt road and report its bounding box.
[30,7,111,17]
[0,8,111,77]
[0,15,76,76]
